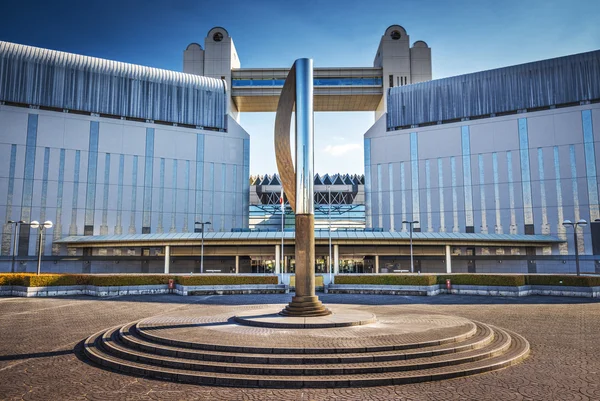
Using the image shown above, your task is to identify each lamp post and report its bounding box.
[562,219,587,276]
[7,220,25,273]
[328,185,332,284]
[29,220,53,275]
[402,220,419,273]
[195,221,211,274]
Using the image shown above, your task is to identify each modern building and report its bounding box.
[1,25,598,275]
[0,40,250,269]
[365,50,600,273]
[249,173,365,231]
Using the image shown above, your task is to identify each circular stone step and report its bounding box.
[234,307,376,328]
[83,304,530,388]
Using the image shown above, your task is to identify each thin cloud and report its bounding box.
[323,143,361,156]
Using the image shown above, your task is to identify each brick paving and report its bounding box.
[0,293,599,400]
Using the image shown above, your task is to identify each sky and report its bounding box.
[1,0,598,176]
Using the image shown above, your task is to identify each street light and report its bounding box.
[402,220,419,273]
[195,221,211,274]
[7,220,25,273]
[29,220,53,275]
[562,219,587,276]
[328,185,332,284]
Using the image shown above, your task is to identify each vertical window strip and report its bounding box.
[554,147,567,254]
[570,145,584,254]
[157,158,165,233]
[437,158,445,232]
[221,163,227,231]
[451,156,459,232]
[518,118,534,225]
[85,121,99,227]
[364,138,372,228]
[21,114,38,224]
[38,147,50,252]
[69,150,81,235]
[537,148,549,232]
[101,153,110,235]
[478,154,488,233]
[507,151,517,234]
[388,163,395,231]
[492,152,502,234]
[142,128,155,229]
[183,160,190,232]
[170,160,178,233]
[377,164,383,229]
[52,149,65,255]
[232,165,238,228]
[410,132,420,228]
[582,110,599,220]
[129,156,138,234]
[461,126,474,228]
[425,159,432,232]
[243,139,250,227]
[400,162,406,232]
[209,163,215,226]
[115,154,124,235]
[195,134,205,223]
[2,145,18,255]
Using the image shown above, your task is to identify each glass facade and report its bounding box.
[232,77,382,87]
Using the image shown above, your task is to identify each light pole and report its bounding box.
[562,219,587,276]
[402,220,419,273]
[328,185,332,284]
[281,190,285,276]
[29,220,53,275]
[7,220,25,273]
[195,221,211,274]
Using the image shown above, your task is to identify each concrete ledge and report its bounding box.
[176,284,288,296]
[326,284,441,296]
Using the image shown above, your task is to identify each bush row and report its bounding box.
[0,274,278,287]
[336,274,600,287]
[335,275,437,286]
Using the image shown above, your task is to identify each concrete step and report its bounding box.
[134,320,479,354]
[83,325,529,388]
[100,325,510,376]
[118,321,494,364]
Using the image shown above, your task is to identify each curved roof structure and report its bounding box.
[387,50,600,129]
[0,41,227,129]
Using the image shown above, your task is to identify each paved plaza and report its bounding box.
[0,293,599,400]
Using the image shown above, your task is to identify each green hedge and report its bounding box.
[437,274,526,287]
[525,275,600,287]
[175,275,278,286]
[335,275,437,286]
[0,274,277,287]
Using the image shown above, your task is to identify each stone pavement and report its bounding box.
[0,293,599,400]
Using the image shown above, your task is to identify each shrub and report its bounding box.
[437,274,526,287]
[526,275,600,287]
[88,275,170,286]
[176,275,278,286]
[335,274,437,286]
[0,274,32,286]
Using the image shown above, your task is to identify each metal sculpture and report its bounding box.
[275,59,330,316]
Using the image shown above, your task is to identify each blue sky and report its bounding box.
[1,0,598,175]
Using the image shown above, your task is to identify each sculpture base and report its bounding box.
[280,295,332,317]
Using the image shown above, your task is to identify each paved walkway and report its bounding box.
[0,293,599,400]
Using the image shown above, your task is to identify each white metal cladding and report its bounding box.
[0,41,227,129]
[387,50,600,129]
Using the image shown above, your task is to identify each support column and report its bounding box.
[375,255,379,273]
[275,244,281,274]
[334,244,339,274]
[164,245,170,274]
[445,245,452,273]
[235,255,239,274]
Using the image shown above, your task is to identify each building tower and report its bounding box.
[373,25,432,119]
[184,27,241,120]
